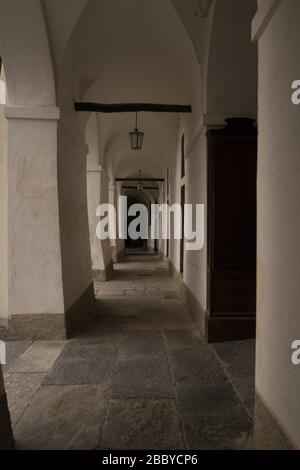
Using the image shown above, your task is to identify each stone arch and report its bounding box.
[0,2,65,340]
[0,1,56,106]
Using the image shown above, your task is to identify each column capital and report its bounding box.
[4,105,60,121]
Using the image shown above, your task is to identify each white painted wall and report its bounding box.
[86,114,103,271]
[255,0,300,448]
[0,0,56,106]
[206,0,257,116]
[57,109,93,310]
[99,170,114,270]
[168,115,207,332]
[184,130,207,323]
[6,110,65,316]
[0,82,5,105]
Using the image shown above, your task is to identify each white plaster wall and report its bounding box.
[169,136,183,273]
[87,171,103,271]
[109,183,116,253]
[42,0,89,73]
[99,171,113,270]
[184,131,207,314]
[206,0,257,116]
[0,0,56,106]
[255,0,300,448]
[57,113,93,310]
[86,114,105,271]
[7,115,65,315]
[0,82,5,104]
[169,118,207,324]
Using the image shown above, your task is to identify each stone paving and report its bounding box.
[1,254,292,449]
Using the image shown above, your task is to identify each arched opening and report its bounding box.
[124,193,150,252]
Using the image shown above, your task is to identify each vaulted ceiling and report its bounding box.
[57,0,203,178]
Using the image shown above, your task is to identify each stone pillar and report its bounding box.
[0,367,13,449]
[109,182,124,263]
[99,170,114,280]
[87,167,114,281]
[116,184,125,260]
[109,182,117,263]
[252,0,300,448]
[5,106,65,340]
[87,168,102,276]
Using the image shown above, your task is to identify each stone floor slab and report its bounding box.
[180,409,252,450]
[212,340,256,378]
[100,399,184,450]
[4,372,45,426]
[211,340,257,416]
[44,342,118,385]
[175,383,252,450]
[72,323,121,344]
[168,346,228,386]
[112,356,173,399]
[175,382,243,415]
[243,398,293,450]
[118,331,165,359]
[2,340,32,372]
[9,341,65,373]
[163,329,204,348]
[14,385,109,450]
[121,321,195,331]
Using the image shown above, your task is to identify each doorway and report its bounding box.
[125,196,148,251]
[206,118,257,342]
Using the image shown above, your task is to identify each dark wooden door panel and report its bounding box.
[206,118,257,341]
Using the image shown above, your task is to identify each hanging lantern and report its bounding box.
[129,112,144,150]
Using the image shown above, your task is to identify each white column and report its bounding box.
[5,105,65,339]
[99,170,114,278]
[109,182,125,262]
[87,168,102,272]
[253,0,300,448]
[87,167,113,281]
[109,182,117,261]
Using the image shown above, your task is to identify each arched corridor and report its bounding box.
[0,0,300,452]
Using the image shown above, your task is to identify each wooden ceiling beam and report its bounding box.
[74,102,192,113]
